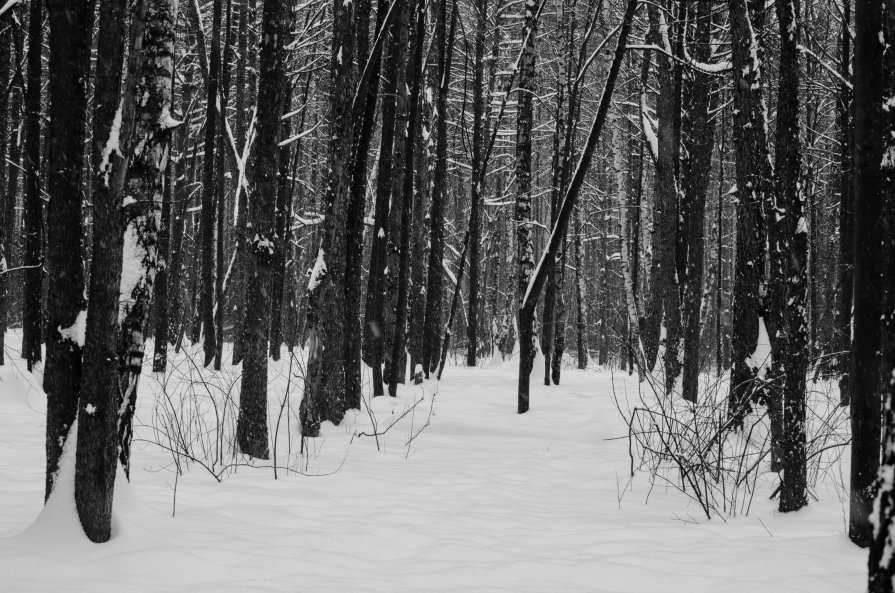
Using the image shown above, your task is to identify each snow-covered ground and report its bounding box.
[0,336,866,592]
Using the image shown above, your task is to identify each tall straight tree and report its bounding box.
[388,0,425,395]
[515,0,538,413]
[21,0,42,370]
[679,1,717,402]
[770,0,807,513]
[200,0,222,367]
[465,0,488,368]
[836,0,854,406]
[422,0,454,377]
[76,0,131,541]
[728,0,772,425]
[237,0,292,458]
[301,0,356,436]
[0,5,11,365]
[849,0,886,548]
[43,0,93,501]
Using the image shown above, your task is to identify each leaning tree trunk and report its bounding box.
[301,0,355,437]
[21,0,43,371]
[43,0,92,502]
[237,0,292,458]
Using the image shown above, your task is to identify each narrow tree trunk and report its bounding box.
[679,2,717,402]
[200,0,222,366]
[836,0,854,406]
[465,0,488,368]
[515,0,538,413]
[22,0,43,370]
[388,0,425,395]
[422,1,456,377]
[0,8,11,366]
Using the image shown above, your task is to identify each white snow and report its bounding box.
[307,247,327,291]
[99,101,125,187]
[57,309,87,347]
[745,316,773,378]
[118,223,147,322]
[0,332,867,592]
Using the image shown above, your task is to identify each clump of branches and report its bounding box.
[612,367,849,519]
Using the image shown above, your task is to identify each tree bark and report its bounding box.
[301,0,356,436]
[237,0,291,458]
[850,0,885,548]
[43,0,93,501]
[22,0,43,370]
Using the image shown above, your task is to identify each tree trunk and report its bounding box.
[237,0,291,458]
[679,2,717,402]
[465,0,488,368]
[518,0,638,407]
[0,8,11,366]
[301,0,356,436]
[422,1,456,377]
[22,0,43,370]
[728,0,772,426]
[771,0,807,513]
[388,0,425,395]
[849,0,885,548]
[199,0,222,367]
[43,0,92,501]
[836,0,854,406]
[514,0,538,413]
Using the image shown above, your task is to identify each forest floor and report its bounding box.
[0,333,866,592]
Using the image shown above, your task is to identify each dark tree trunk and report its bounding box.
[518,0,637,409]
[514,0,538,413]
[43,0,92,501]
[642,2,682,391]
[771,0,807,513]
[0,7,11,366]
[22,0,43,370]
[388,0,425,395]
[237,0,291,458]
[343,0,385,409]
[465,0,487,368]
[679,2,717,402]
[837,0,854,406]
[301,0,356,436]
[200,0,222,366]
[76,0,131,544]
[422,1,456,377]
[728,0,772,426]
[849,0,885,548]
